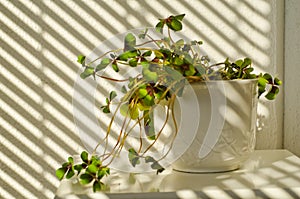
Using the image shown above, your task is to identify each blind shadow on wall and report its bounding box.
[0,0,277,198]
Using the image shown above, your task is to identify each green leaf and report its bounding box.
[68,157,74,164]
[128,148,138,156]
[173,56,184,66]
[274,77,282,86]
[235,59,243,67]
[145,156,155,163]
[144,110,155,140]
[265,86,279,100]
[93,181,102,192]
[66,168,75,179]
[154,50,165,59]
[81,151,89,163]
[244,67,254,74]
[109,91,117,101]
[151,161,164,170]
[129,58,138,67]
[258,86,265,96]
[263,73,273,84]
[91,156,102,167]
[124,33,136,51]
[175,39,184,47]
[128,148,140,167]
[168,18,182,31]
[155,21,164,34]
[118,50,139,61]
[144,70,158,82]
[110,53,116,59]
[241,58,251,68]
[87,164,98,175]
[96,58,111,71]
[62,162,69,168]
[138,28,148,39]
[112,61,119,72]
[138,88,148,98]
[143,95,154,106]
[80,173,94,185]
[121,85,127,94]
[145,156,165,174]
[154,91,163,100]
[120,103,129,116]
[103,106,110,113]
[56,167,67,180]
[184,65,196,76]
[174,14,185,21]
[258,77,268,87]
[77,55,86,65]
[74,164,83,173]
[97,168,110,180]
[156,167,165,174]
[142,50,152,57]
[130,158,140,167]
[80,67,94,79]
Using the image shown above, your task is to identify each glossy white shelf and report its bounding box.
[55,150,300,199]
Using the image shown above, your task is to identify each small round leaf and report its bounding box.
[80,173,94,185]
[80,67,94,79]
[93,181,102,192]
[87,164,98,175]
[81,151,89,163]
[56,167,67,180]
[66,168,75,179]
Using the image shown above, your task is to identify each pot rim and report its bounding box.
[189,78,258,84]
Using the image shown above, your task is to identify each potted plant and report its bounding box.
[56,14,281,192]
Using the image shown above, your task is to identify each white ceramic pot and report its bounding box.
[172,79,258,173]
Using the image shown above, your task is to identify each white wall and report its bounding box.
[0,1,284,198]
[284,0,300,157]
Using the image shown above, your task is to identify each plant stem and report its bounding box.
[138,118,143,153]
[208,62,225,68]
[168,28,175,44]
[93,79,145,158]
[146,34,162,48]
[135,39,163,47]
[96,74,130,82]
[141,99,171,156]
[157,93,178,162]
[86,48,123,66]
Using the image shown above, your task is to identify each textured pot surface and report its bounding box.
[172,79,258,173]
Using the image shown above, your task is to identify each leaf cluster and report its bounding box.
[156,14,185,33]
[56,151,110,192]
[79,13,281,101]
[258,73,282,100]
[128,148,165,174]
[100,91,117,113]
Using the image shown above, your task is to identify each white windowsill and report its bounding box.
[55,150,300,199]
